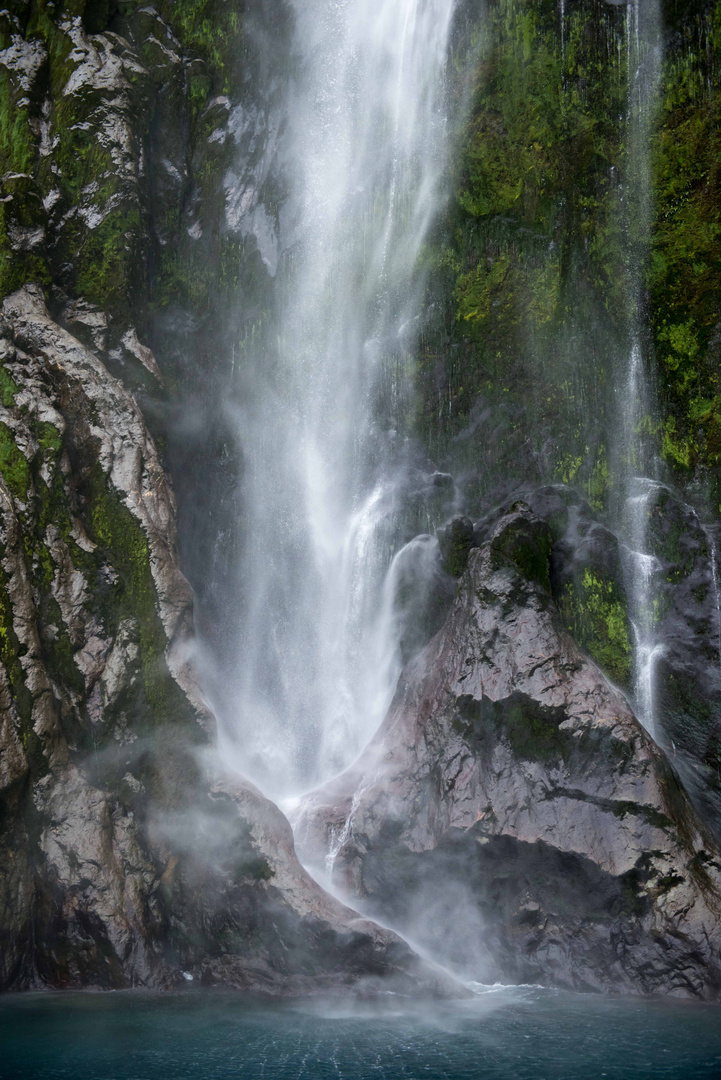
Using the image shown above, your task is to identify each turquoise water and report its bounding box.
[1,986,720,1079]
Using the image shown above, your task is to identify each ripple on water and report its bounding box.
[1,987,721,1080]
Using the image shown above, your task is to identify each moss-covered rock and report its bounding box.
[414,0,720,527]
[649,0,721,510]
[560,568,632,689]
[416,0,634,510]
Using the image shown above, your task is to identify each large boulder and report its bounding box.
[295,505,721,998]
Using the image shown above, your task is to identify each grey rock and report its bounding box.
[295,506,721,998]
[636,482,721,840]
[0,289,455,997]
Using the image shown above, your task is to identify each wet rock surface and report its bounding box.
[296,504,721,999]
[0,287,454,997]
[1,0,720,1006]
[639,482,721,837]
[440,482,721,838]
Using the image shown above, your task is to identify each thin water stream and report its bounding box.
[615,0,663,740]
[704,526,721,671]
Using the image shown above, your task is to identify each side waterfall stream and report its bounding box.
[614,0,663,741]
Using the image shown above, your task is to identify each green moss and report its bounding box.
[649,0,721,504]
[415,0,631,492]
[560,568,632,689]
[0,69,35,176]
[74,207,142,312]
[82,461,199,734]
[415,0,719,520]
[34,421,62,457]
[0,365,19,409]
[164,0,244,97]
[0,423,30,501]
[586,444,609,514]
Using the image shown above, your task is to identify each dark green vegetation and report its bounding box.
[417,0,721,516]
[650,1,721,498]
[0,0,264,323]
[559,569,632,688]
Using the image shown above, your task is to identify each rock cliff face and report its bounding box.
[296,505,721,999]
[1,0,720,1001]
[0,0,459,999]
[0,285,454,995]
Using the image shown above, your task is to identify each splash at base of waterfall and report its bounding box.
[619,481,662,741]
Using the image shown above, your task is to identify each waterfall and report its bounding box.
[219,0,458,796]
[614,0,663,739]
[700,523,721,672]
[711,541,721,671]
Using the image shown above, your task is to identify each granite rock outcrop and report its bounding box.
[296,505,721,999]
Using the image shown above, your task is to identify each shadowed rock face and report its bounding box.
[0,287,456,998]
[295,506,721,999]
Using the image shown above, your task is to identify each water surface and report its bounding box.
[2,985,720,1079]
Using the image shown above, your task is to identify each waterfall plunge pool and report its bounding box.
[2,986,720,1079]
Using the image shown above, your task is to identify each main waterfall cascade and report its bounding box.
[214,0,705,798]
[217,0,459,796]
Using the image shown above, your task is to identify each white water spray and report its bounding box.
[220,0,458,796]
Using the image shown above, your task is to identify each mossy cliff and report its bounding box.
[418,0,721,518]
[0,0,276,322]
[649,0,721,499]
[418,0,633,508]
[1,0,720,995]
[0,288,442,995]
[0,7,451,996]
